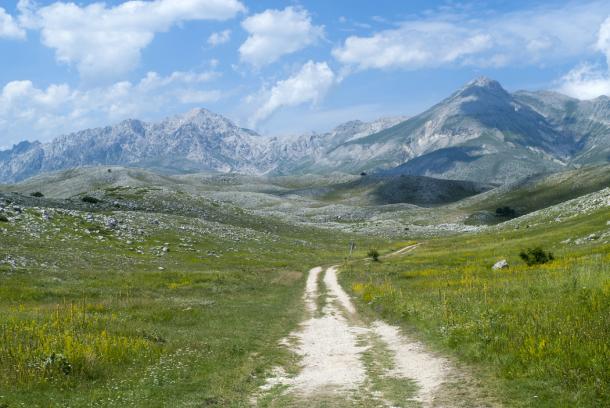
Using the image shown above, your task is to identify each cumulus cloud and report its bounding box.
[0,70,223,145]
[208,29,231,46]
[0,7,26,39]
[21,0,245,78]
[557,63,610,99]
[557,16,610,99]
[333,21,491,70]
[239,6,324,67]
[249,61,335,126]
[333,2,610,71]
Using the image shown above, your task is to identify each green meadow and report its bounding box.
[0,200,377,407]
[343,207,610,407]
[0,170,608,407]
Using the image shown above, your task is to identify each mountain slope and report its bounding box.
[293,77,576,183]
[0,111,403,183]
[514,90,610,165]
[267,116,407,174]
[275,173,493,206]
[2,77,609,185]
[459,163,610,223]
[0,109,271,183]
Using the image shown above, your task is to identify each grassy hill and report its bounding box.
[342,188,610,407]
[459,164,610,224]
[265,173,492,207]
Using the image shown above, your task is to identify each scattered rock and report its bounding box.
[574,233,600,245]
[492,259,509,270]
[106,217,118,229]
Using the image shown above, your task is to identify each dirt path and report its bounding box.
[383,243,420,258]
[255,252,498,407]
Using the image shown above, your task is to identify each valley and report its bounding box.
[0,162,608,407]
[2,0,610,406]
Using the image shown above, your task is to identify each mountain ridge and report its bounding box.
[1,77,609,184]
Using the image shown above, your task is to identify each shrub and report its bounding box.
[519,247,554,266]
[496,206,517,218]
[0,214,8,222]
[81,196,100,204]
[43,353,72,376]
[368,248,380,262]
[30,191,44,197]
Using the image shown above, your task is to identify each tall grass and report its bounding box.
[345,210,610,406]
[0,194,376,406]
[0,302,159,386]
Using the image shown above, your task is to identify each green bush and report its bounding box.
[30,192,44,198]
[43,353,72,376]
[496,206,517,218]
[368,248,380,262]
[0,214,8,222]
[81,196,100,204]
[519,247,554,266]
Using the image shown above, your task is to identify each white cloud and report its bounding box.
[0,70,223,145]
[557,16,610,99]
[597,16,610,66]
[0,7,26,39]
[22,0,245,78]
[207,29,231,46]
[333,2,610,71]
[333,21,491,70]
[239,6,324,67]
[557,63,610,99]
[249,61,335,126]
[138,70,219,91]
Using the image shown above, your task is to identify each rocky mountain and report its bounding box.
[1,77,609,184]
[513,90,610,165]
[267,116,407,174]
[291,77,584,183]
[0,109,271,183]
[0,110,404,183]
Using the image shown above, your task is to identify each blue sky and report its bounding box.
[2,0,610,148]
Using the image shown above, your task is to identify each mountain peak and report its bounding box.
[332,120,365,132]
[452,76,509,101]
[465,76,503,89]
[178,107,219,122]
[157,107,238,133]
